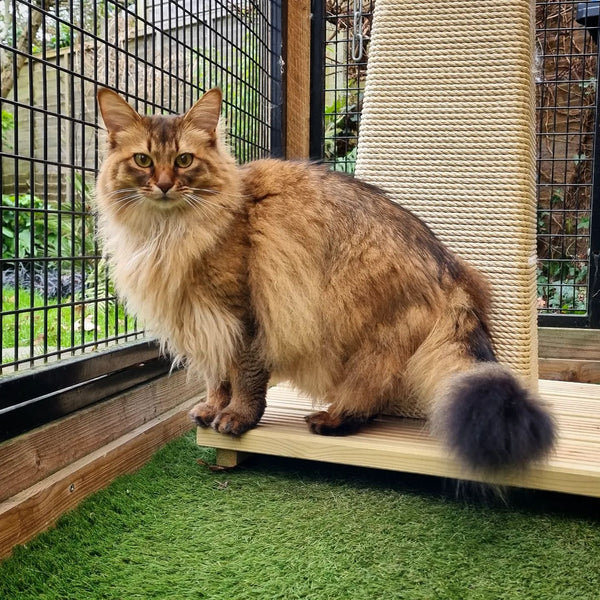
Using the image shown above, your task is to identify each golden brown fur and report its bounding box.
[96,88,555,472]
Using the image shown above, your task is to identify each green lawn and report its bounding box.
[1,287,138,362]
[0,432,598,600]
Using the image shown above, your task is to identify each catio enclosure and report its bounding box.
[0,0,282,438]
[0,0,284,557]
[0,0,599,561]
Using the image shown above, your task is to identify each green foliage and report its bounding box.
[324,87,363,174]
[579,77,597,91]
[1,176,95,268]
[1,194,59,262]
[1,286,137,360]
[197,28,262,163]
[536,186,590,314]
[537,261,588,314]
[85,257,116,304]
[331,146,357,173]
[47,22,72,50]
[1,109,14,149]
[71,172,97,260]
[0,168,122,360]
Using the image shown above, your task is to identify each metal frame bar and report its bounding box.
[309,0,326,160]
[0,340,170,441]
[588,8,600,328]
[270,0,284,158]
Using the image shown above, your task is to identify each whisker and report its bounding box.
[113,196,143,208]
[113,193,143,202]
[185,187,219,194]
[112,194,145,215]
[184,187,252,200]
[182,197,215,221]
[184,194,227,219]
[182,194,221,218]
[183,193,234,211]
[183,195,226,216]
[106,187,139,196]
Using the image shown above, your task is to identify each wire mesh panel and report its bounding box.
[536,0,598,323]
[0,0,281,373]
[315,0,600,327]
[319,0,373,172]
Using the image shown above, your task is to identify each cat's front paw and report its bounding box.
[212,408,258,436]
[189,402,220,428]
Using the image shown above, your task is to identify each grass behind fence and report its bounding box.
[0,432,598,600]
[1,287,136,363]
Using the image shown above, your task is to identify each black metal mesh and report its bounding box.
[318,0,599,326]
[320,0,373,173]
[536,0,597,321]
[0,0,281,373]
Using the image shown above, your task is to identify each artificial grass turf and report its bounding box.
[1,432,598,600]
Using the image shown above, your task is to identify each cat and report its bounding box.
[96,87,556,473]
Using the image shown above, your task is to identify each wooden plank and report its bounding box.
[539,379,600,401]
[538,357,600,384]
[0,396,200,560]
[216,449,249,468]
[283,0,311,159]
[0,370,202,502]
[538,327,600,361]
[196,381,600,497]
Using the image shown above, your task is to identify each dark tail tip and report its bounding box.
[432,364,556,473]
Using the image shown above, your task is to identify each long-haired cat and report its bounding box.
[96,88,555,473]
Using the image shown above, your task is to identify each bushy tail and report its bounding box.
[431,363,556,473]
[403,287,556,473]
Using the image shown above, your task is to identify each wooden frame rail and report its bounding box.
[0,371,202,559]
[538,327,600,383]
[283,0,311,159]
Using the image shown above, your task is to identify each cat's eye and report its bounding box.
[175,153,193,168]
[133,153,153,168]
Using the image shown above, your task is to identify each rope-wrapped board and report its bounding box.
[355,0,538,416]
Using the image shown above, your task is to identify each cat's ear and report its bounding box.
[97,88,141,134]
[184,88,222,133]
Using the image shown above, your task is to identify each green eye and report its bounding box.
[134,153,153,168]
[175,153,193,168]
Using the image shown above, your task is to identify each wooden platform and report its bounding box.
[196,380,600,497]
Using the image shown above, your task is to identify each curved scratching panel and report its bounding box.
[355,0,538,386]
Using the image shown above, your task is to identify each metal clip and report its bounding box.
[351,0,364,62]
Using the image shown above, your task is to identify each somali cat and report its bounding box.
[96,88,555,473]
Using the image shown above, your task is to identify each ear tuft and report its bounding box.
[97,88,141,134]
[184,88,223,133]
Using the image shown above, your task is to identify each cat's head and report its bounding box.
[96,88,239,229]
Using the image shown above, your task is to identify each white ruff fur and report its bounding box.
[98,207,241,380]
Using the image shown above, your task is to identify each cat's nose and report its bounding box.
[155,171,174,194]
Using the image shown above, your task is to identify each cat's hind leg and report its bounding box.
[305,409,374,436]
[305,349,401,436]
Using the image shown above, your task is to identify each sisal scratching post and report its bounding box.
[355,0,539,391]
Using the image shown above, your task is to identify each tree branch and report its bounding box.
[1,0,55,99]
